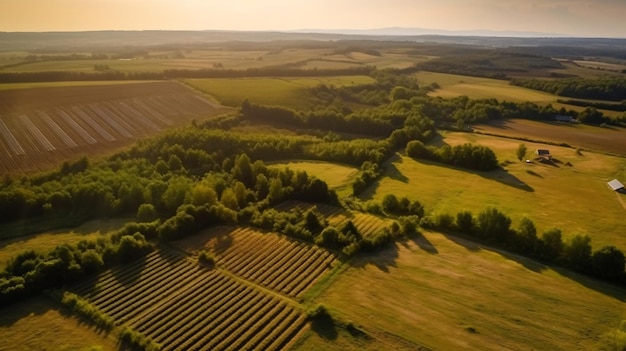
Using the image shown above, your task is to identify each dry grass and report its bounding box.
[0,297,117,351]
[311,231,626,350]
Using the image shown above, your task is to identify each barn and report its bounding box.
[555,115,575,122]
[536,149,552,160]
[608,179,625,192]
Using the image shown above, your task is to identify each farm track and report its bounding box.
[0,81,227,174]
[75,245,310,351]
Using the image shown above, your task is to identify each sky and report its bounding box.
[1,0,625,38]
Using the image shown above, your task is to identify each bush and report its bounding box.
[198,250,216,268]
[136,204,157,222]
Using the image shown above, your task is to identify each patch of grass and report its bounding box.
[0,297,117,351]
[313,231,626,350]
[362,132,626,251]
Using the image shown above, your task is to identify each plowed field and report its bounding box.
[0,81,230,174]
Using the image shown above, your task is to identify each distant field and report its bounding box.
[0,81,229,173]
[1,48,427,73]
[0,80,154,91]
[362,132,626,251]
[312,231,626,350]
[573,60,626,72]
[474,118,626,156]
[416,71,558,103]
[415,71,621,116]
[268,160,359,198]
[184,75,375,108]
[0,297,117,351]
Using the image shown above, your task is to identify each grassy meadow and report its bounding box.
[362,132,626,251]
[414,71,622,116]
[0,297,117,351]
[184,75,375,108]
[306,231,626,351]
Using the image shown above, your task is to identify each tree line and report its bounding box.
[511,77,626,102]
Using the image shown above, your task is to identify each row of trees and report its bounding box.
[406,140,499,171]
[512,77,626,102]
[422,207,625,283]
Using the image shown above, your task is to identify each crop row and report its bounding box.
[0,93,214,158]
[350,212,391,237]
[215,227,337,297]
[73,247,307,351]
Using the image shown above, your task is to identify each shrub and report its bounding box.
[136,204,157,222]
[198,250,216,268]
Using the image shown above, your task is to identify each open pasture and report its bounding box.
[0,81,229,174]
[171,226,338,298]
[0,297,117,351]
[184,75,375,108]
[72,247,308,351]
[415,71,558,103]
[311,230,626,351]
[363,132,626,251]
[474,118,626,156]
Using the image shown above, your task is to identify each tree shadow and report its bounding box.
[348,242,399,273]
[384,162,409,183]
[401,234,438,255]
[0,296,51,327]
[418,159,535,192]
[310,312,338,340]
[526,169,543,178]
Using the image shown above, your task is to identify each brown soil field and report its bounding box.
[474,119,626,156]
[0,81,232,174]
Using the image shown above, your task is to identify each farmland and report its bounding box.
[308,231,626,351]
[362,132,626,251]
[184,75,375,109]
[62,225,341,351]
[1,31,626,351]
[0,81,230,173]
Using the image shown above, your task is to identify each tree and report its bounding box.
[540,228,563,261]
[563,234,592,272]
[592,246,625,281]
[476,207,512,243]
[516,143,527,161]
[516,217,538,255]
[220,188,239,210]
[136,203,157,222]
[455,211,474,234]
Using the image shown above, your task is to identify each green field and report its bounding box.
[184,75,375,108]
[306,231,626,350]
[414,71,622,116]
[362,132,626,251]
[0,80,154,91]
[269,160,359,198]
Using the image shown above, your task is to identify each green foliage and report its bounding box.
[407,142,499,171]
[136,204,157,222]
[476,207,512,243]
[512,77,626,102]
[516,143,527,161]
[563,234,592,273]
[60,291,114,331]
[455,211,474,234]
[592,246,625,281]
[119,326,161,351]
[198,250,216,268]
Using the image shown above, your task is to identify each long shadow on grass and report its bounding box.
[349,242,400,273]
[0,296,51,327]
[418,159,534,192]
[400,233,438,255]
[498,249,626,301]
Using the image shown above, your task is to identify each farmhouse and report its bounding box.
[555,114,574,122]
[608,179,625,192]
[536,149,552,160]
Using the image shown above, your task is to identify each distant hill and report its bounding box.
[1,30,626,52]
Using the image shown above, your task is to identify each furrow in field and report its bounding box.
[37,111,77,148]
[116,101,161,131]
[131,99,173,126]
[0,119,25,155]
[56,109,97,144]
[89,103,135,137]
[71,106,116,142]
[18,114,56,151]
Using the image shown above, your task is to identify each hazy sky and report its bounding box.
[1,0,625,37]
